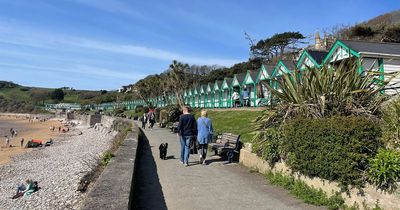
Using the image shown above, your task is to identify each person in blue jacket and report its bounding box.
[197,109,213,165]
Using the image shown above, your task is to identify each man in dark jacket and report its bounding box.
[177,106,197,166]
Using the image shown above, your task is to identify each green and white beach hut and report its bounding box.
[256,64,275,106]
[206,83,214,108]
[193,86,200,108]
[242,70,259,107]
[271,60,295,100]
[231,73,246,106]
[213,80,223,108]
[221,78,233,108]
[199,84,206,108]
[323,40,400,94]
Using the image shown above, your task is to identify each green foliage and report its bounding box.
[382,25,400,43]
[265,171,345,210]
[368,149,400,192]
[252,127,282,165]
[101,151,115,166]
[251,31,306,61]
[381,98,400,148]
[50,88,65,102]
[0,81,19,89]
[282,116,382,189]
[350,24,375,38]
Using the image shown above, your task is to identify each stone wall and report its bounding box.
[239,143,400,210]
[81,125,139,210]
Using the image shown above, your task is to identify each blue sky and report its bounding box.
[0,0,398,90]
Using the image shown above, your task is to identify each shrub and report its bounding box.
[282,116,382,189]
[368,149,400,192]
[252,127,282,165]
[381,97,400,149]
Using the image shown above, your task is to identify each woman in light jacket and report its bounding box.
[197,110,213,165]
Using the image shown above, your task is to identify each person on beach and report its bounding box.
[197,110,213,165]
[21,138,24,147]
[177,106,197,167]
[5,136,10,146]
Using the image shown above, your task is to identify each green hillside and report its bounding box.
[0,81,122,113]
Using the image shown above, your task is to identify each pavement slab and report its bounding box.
[133,124,326,210]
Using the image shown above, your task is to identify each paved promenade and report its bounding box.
[134,124,325,210]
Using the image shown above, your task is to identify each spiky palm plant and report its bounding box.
[255,60,398,129]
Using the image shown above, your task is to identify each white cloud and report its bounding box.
[0,20,242,67]
[0,62,144,80]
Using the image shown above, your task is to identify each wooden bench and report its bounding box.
[209,133,241,162]
[169,122,179,133]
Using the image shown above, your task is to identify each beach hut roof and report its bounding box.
[297,49,328,69]
[257,63,275,82]
[324,40,400,64]
[243,70,259,85]
[207,83,214,92]
[272,60,295,77]
[222,78,233,89]
[231,73,246,87]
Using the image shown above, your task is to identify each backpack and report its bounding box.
[149,112,155,121]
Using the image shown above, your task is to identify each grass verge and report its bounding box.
[266,171,348,210]
[193,109,262,142]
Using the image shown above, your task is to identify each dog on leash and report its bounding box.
[159,143,168,160]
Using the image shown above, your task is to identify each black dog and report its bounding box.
[159,143,168,160]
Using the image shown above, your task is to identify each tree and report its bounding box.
[30,89,49,105]
[166,60,191,107]
[382,26,400,43]
[50,88,65,102]
[250,32,306,62]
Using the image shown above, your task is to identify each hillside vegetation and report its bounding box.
[339,10,400,42]
[0,81,124,113]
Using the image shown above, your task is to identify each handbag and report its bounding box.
[190,136,198,154]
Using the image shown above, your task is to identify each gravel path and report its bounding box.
[0,123,117,210]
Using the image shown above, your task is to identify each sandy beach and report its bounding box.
[0,115,63,165]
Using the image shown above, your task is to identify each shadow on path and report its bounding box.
[130,129,167,210]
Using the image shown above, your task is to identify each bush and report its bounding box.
[282,116,382,189]
[252,127,282,165]
[368,149,400,192]
[381,98,400,149]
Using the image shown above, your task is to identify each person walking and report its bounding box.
[141,113,147,129]
[21,138,24,147]
[197,110,213,165]
[177,106,197,167]
[148,111,156,130]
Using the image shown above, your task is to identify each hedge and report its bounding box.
[282,116,382,189]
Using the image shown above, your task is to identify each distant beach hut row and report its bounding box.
[98,39,400,110]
